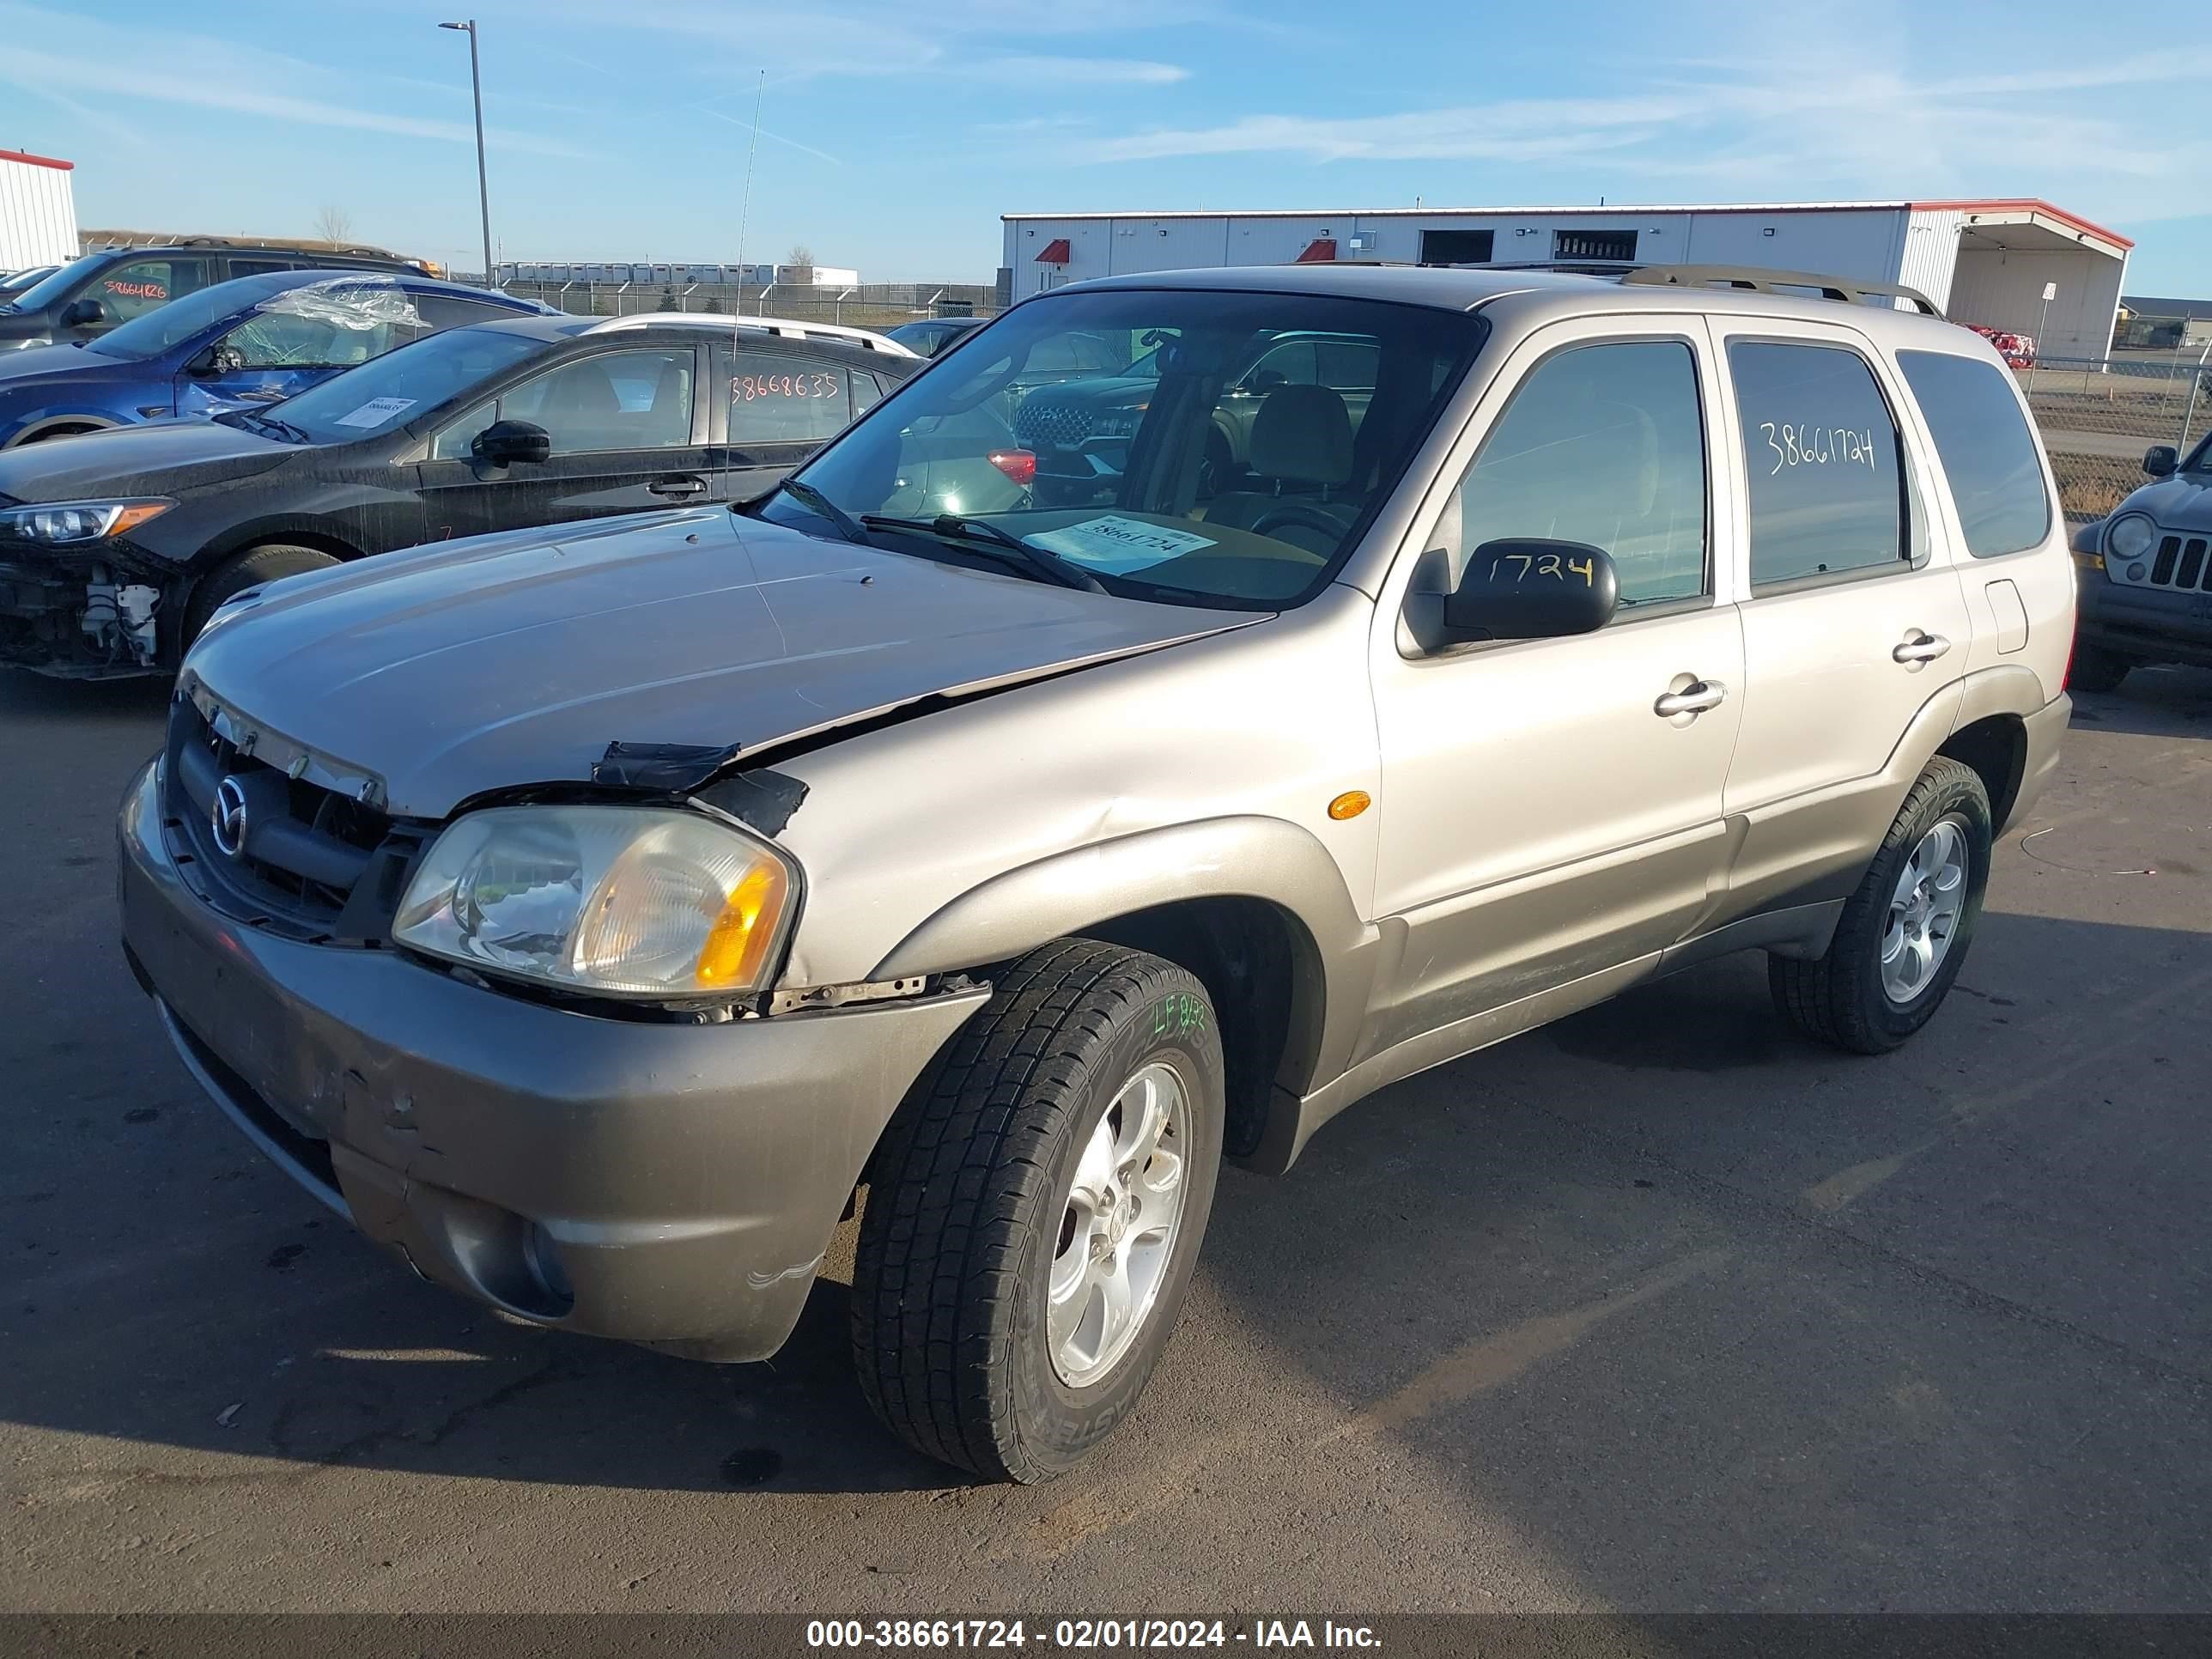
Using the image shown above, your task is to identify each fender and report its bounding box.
[870,813,1384,1103]
[3,412,121,448]
[1953,661,2050,729]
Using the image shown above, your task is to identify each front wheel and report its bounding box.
[1770,756,1992,1054]
[851,939,1224,1483]
[183,543,341,648]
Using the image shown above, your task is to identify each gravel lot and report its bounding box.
[3,664,2209,1615]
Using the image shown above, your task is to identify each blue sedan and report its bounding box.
[0,270,553,448]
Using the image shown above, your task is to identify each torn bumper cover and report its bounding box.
[117,758,988,1361]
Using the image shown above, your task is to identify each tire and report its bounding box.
[2068,644,2133,694]
[184,543,341,647]
[14,424,99,447]
[852,939,1225,1484]
[1769,756,1991,1055]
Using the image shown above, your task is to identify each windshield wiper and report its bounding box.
[749,477,866,544]
[240,410,312,444]
[860,514,1104,593]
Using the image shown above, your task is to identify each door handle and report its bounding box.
[649,476,708,498]
[1893,631,1952,664]
[1654,678,1728,718]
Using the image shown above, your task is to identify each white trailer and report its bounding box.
[0,149,79,271]
[1002,198,2132,358]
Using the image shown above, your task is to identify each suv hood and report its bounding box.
[183,507,1254,818]
[2117,473,2212,535]
[0,416,290,502]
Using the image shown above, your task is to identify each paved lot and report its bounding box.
[3,664,2209,1614]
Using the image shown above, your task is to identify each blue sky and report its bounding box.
[4,0,2207,292]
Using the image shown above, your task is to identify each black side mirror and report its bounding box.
[2143,445,2178,478]
[1439,538,1620,642]
[472,418,551,467]
[59,298,112,329]
[1246,367,1288,393]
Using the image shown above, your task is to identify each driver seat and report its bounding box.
[1204,384,1360,547]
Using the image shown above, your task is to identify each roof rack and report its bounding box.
[1302,257,1943,315]
[1620,264,1942,315]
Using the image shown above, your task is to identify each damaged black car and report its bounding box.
[0,312,918,678]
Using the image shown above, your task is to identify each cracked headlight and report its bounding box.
[393,805,798,1000]
[0,498,173,544]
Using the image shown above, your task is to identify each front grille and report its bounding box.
[161,696,415,940]
[2146,534,2212,592]
[1014,398,1096,451]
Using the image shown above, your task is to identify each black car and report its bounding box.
[2069,434,2212,690]
[0,240,424,352]
[886,315,988,357]
[0,314,921,678]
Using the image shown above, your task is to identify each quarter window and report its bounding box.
[730,354,854,446]
[1449,339,1710,607]
[1895,349,2051,558]
[1729,341,1906,586]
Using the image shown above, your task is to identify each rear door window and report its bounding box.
[1729,341,1906,587]
[96,257,214,320]
[1895,349,2051,558]
[730,354,854,445]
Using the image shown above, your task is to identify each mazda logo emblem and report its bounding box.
[211,775,250,859]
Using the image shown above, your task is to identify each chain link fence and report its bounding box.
[2021,349,2211,523]
[500,280,1000,334]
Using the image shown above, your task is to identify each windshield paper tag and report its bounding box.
[332,396,417,428]
[1029,515,1215,574]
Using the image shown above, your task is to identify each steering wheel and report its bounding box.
[1249,501,1348,546]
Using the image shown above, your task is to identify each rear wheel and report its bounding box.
[183,543,341,647]
[2067,644,2133,694]
[851,939,1224,1483]
[12,423,99,447]
[1770,757,1991,1054]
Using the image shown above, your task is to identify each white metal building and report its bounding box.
[0,149,79,270]
[1001,199,2133,358]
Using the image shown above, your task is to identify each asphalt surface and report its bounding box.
[3,663,2210,1615]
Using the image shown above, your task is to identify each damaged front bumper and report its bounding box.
[0,549,168,678]
[117,758,989,1361]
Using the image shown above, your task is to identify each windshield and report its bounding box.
[267,325,547,442]
[2185,433,2212,475]
[770,289,1485,609]
[91,274,294,361]
[7,252,112,313]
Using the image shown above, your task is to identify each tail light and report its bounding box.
[988,449,1037,487]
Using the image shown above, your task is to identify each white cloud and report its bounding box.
[1064,48,2210,224]
[975,55,1190,86]
[0,3,586,158]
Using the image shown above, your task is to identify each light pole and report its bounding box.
[439,20,493,284]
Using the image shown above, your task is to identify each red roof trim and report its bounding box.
[0,149,74,173]
[1912,198,2132,251]
[1295,237,1337,263]
[1036,237,1072,264]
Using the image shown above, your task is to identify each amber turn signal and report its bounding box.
[1328,790,1371,820]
